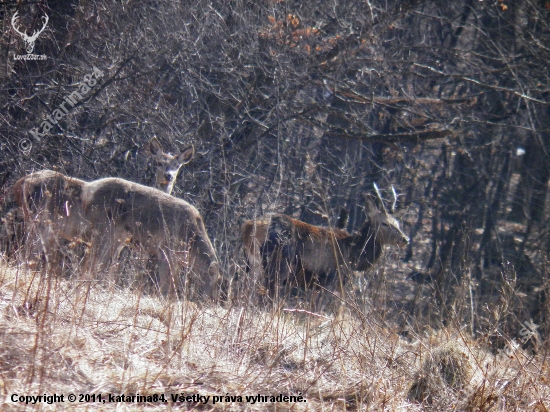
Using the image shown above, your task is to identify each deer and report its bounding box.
[81,178,220,299]
[241,191,409,302]
[11,139,217,298]
[110,137,195,273]
[12,170,89,267]
[11,11,49,54]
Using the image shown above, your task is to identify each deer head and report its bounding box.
[148,137,194,195]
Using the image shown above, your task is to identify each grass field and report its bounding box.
[0,252,548,411]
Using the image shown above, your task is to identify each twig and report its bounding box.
[282,308,331,320]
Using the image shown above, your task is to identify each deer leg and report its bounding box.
[188,242,220,301]
[35,220,61,271]
[261,239,281,302]
[246,240,264,302]
[82,225,123,279]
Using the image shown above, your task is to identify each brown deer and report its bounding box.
[81,178,220,298]
[105,137,195,278]
[12,170,89,266]
[242,198,409,301]
[12,161,219,299]
[10,138,191,247]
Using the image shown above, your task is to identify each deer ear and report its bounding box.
[178,145,194,164]
[364,197,379,216]
[148,137,163,156]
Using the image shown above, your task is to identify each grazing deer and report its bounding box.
[81,178,220,298]
[11,138,210,297]
[12,170,89,266]
[148,137,194,195]
[242,198,409,301]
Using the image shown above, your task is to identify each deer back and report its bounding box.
[83,178,201,245]
[266,214,350,276]
[81,177,219,282]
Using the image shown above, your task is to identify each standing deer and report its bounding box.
[108,137,195,275]
[81,178,220,298]
[242,198,409,301]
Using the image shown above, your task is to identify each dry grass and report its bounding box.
[0,254,548,411]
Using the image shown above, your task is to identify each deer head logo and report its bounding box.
[11,12,49,54]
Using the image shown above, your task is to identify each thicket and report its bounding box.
[1,1,550,408]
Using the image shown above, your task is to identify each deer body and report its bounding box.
[82,178,220,298]
[242,200,409,300]
[13,170,88,248]
[265,215,351,292]
[241,217,350,290]
[12,170,219,299]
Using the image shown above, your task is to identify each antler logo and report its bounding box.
[11,12,49,54]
